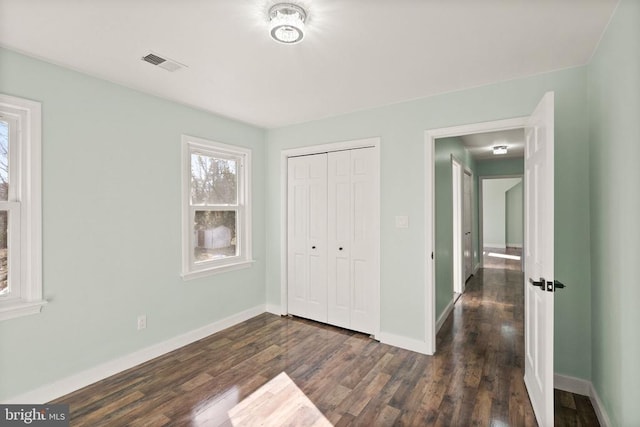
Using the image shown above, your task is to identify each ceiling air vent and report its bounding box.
[141,52,186,72]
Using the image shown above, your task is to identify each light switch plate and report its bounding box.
[395,215,409,228]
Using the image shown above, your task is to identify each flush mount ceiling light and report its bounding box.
[493,145,508,155]
[269,3,307,44]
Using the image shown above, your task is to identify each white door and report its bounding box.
[451,158,463,294]
[463,170,473,281]
[287,154,328,323]
[523,92,555,427]
[327,148,376,334]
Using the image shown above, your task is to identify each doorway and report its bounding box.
[425,117,527,354]
[425,91,556,426]
[479,176,524,272]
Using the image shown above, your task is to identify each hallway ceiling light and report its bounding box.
[269,3,307,44]
[493,145,508,155]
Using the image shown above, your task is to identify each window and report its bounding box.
[182,135,252,279]
[0,94,44,321]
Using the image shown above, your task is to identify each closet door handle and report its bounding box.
[312,246,316,249]
[339,247,343,251]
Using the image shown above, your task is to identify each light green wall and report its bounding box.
[434,137,477,319]
[476,157,524,176]
[0,48,266,400]
[588,0,640,425]
[482,178,521,248]
[266,67,591,379]
[505,181,523,247]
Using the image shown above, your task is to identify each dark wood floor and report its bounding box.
[483,246,523,271]
[52,268,598,426]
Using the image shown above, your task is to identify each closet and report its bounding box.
[287,147,377,335]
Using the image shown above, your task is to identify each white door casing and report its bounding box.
[452,157,463,295]
[426,118,529,356]
[463,170,473,281]
[523,92,555,427]
[287,154,328,323]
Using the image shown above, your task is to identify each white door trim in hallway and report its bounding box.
[425,117,528,355]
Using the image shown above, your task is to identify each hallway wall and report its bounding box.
[434,137,477,320]
[505,181,524,247]
[482,178,521,248]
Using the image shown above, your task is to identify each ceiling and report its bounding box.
[460,129,525,160]
[0,0,618,128]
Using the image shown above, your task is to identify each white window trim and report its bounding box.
[0,94,45,321]
[181,135,253,280]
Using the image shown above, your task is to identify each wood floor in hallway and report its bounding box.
[52,269,598,426]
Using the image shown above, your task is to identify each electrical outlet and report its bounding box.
[137,315,147,330]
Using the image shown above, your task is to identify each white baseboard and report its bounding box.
[554,374,612,427]
[483,243,506,249]
[377,332,431,355]
[589,382,612,427]
[265,303,282,315]
[3,304,266,404]
[506,243,523,248]
[436,298,455,333]
[554,373,590,396]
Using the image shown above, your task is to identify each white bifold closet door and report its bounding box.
[287,153,328,323]
[287,147,376,335]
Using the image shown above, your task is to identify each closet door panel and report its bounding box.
[350,148,376,333]
[327,151,351,328]
[287,154,328,323]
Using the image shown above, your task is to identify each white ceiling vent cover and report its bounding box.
[141,52,187,72]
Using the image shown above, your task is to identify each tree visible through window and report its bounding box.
[191,153,238,262]
[182,136,252,278]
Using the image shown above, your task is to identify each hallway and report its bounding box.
[482,247,523,271]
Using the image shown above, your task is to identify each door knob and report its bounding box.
[312,246,316,249]
[339,247,343,251]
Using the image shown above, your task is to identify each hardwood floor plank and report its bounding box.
[51,258,597,426]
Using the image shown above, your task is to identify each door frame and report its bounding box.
[478,174,524,267]
[462,167,474,282]
[425,117,527,354]
[451,156,463,295]
[280,137,381,338]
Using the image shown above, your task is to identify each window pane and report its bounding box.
[193,210,237,262]
[190,153,237,205]
[0,210,7,295]
[0,121,8,201]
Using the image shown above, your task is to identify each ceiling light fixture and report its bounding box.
[493,145,508,155]
[269,3,307,44]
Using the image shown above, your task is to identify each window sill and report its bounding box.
[0,299,48,321]
[181,259,255,281]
